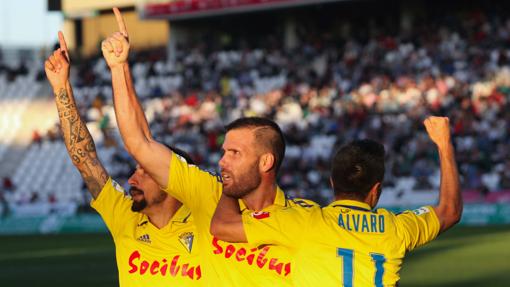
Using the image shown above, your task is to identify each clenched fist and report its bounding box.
[102,7,130,69]
[44,31,70,90]
[424,116,451,149]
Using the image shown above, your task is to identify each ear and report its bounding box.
[259,153,275,173]
[366,182,382,207]
[329,177,334,189]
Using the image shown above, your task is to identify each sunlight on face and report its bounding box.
[219,128,262,198]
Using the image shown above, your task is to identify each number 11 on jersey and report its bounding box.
[337,248,386,287]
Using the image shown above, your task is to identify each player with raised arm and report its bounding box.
[102,7,316,286]
[211,116,462,286]
[45,32,201,286]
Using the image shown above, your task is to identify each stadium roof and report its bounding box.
[141,0,345,21]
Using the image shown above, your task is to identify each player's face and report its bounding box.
[219,128,262,198]
[128,165,167,212]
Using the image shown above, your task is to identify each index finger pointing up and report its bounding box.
[58,31,68,52]
[113,7,128,38]
[58,31,70,61]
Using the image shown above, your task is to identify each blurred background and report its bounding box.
[0,0,509,286]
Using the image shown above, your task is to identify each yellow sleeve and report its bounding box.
[395,206,441,251]
[165,152,223,211]
[242,207,316,248]
[90,177,134,237]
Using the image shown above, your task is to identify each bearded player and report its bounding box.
[101,7,317,286]
[44,32,201,286]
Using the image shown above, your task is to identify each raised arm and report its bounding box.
[424,116,462,233]
[101,8,172,188]
[44,32,108,199]
[210,193,247,242]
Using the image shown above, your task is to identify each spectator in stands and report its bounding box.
[29,192,39,203]
[31,130,42,146]
[2,176,14,192]
[46,124,60,142]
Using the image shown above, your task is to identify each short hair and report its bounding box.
[331,139,385,200]
[225,117,285,173]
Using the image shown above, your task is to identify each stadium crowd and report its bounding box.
[3,9,510,207]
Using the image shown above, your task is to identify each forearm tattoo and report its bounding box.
[55,88,108,198]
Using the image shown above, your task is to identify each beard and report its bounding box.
[222,159,262,199]
[129,187,167,212]
[130,187,147,212]
[131,198,147,212]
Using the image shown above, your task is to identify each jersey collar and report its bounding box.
[329,199,373,212]
[239,186,286,212]
[139,205,192,231]
[170,204,192,223]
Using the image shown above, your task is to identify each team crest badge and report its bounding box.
[179,232,194,253]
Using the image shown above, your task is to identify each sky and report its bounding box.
[0,0,63,48]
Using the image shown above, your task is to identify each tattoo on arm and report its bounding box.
[55,88,108,199]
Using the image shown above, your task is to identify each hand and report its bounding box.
[44,31,70,89]
[424,116,451,149]
[102,7,130,69]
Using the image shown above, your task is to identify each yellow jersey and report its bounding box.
[243,199,441,287]
[91,177,202,287]
[166,152,316,286]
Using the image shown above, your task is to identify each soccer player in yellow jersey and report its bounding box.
[211,116,462,287]
[45,32,201,286]
[103,8,315,286]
